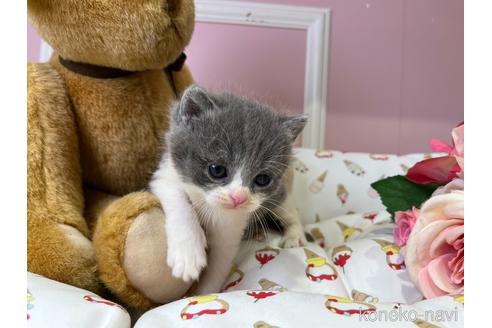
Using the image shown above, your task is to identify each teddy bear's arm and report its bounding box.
[28,63,100,293]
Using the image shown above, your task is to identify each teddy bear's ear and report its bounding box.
[176,85,215,124]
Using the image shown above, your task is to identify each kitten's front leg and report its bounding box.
[278,195,307,248]
[281,220,307,248]
[150,180,207,282]
[194,222,247,295]
[195,242,240,295]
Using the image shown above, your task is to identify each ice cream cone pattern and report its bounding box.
[373,239,406,270]
[84,295,126,311]
[337,184,349,205]
[254,321,279,328]
[181,295,229,320]
[370,153,390,160]
[343,160,366,176]
[310,227,326,248]
[246,290,279,303]
[293,158,309,173]
[309,171,328,193]
[337,221,362,241]
[304,248,338,282]
[222,264,245,291]
[255,246,280,268]
[27,289,34,320]
[332,245,353,269]
[258,279,287,292]
[315,149,334,158]
[324,295,376,316]
[351,289,379,303]
[453,294,464,305]
[413,320,440,328]
[363,212,378,223]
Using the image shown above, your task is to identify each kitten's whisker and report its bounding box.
[264,160,290,169]
[257,205,288,226]
[262,199,292,216]
[253,211,270,242]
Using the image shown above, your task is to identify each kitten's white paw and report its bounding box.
[167,220,207,282]
[280,227,307,248]
[280,236,305,248]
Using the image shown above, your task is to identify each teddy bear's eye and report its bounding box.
[163,1,177,15]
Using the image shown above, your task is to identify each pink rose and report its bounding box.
[432,177,464,196]
[393,207,420,247]
[451,123,464,172]
[405,191,464,298]
[407,122,464,185]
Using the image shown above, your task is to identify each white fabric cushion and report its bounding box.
[27,272,130,328]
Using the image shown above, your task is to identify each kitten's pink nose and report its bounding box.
[230,192,247,208]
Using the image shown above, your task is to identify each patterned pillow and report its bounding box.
[291,148,439,224]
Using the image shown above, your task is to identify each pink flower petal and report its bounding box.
[430,139,454,154]
[418,266,447,298]
[406,219,462,282]
[429,224,464,258]
[449,248,464,285]
[416,192,464,226]
[452,124,464,158]
[406,156,459,184]
[426,254,462,293]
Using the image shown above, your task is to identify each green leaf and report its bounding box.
[371,175,440,219]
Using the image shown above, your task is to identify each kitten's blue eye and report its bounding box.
[254,174,271,187]
[208,164,227,179]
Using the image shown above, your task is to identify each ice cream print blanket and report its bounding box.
[135,149,463,328]
[136,216,463,327]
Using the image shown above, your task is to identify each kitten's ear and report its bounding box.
[283,115,308,142]
[177,85,215,123]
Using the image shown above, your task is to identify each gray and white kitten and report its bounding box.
[149,85,307,294]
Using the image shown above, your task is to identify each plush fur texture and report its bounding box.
[27,0,194,310]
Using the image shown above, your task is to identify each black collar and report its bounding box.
[58,53,187,79]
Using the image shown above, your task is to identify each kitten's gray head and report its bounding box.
[168,85,307,218]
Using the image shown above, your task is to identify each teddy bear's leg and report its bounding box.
[28,63,101,294]
[91,191,193,310]
[28,215,101,293]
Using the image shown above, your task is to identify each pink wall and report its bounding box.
[27,23,41,61]
[27,0,463,154]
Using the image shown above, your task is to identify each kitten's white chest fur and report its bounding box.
[150,158,306,294]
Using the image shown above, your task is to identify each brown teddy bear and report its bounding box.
[28,0,196,310]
